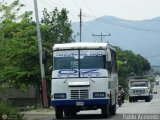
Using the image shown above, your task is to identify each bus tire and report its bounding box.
[55,107,63,119]
[64,108,70,117]
[109,104,116,115]
[69,107,77,118]
[101,105,109,118]
[129,97,132,103]
[71,111,76,117]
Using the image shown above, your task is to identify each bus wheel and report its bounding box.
[109,104,116,115]
[64,108,70,117]
[55,107,63,119]
[70,108,77,117]
[101,105,109,118]
[129,97,132,103]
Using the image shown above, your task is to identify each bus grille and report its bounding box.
[70,89,89,99]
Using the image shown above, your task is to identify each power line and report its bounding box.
[83,0,108,35]
[58,0,79,21]
[146,55,160,58]
[46,0,61,8]
[57,0,94,41]
[84,14,160,33]
[92,33,110,42]
[58,0,95,41]
[21,0,33,9]
[72,0,81,9]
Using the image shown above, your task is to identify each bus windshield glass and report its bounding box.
[80,50,105,69]
[53,50,78,70]
[53,50,107,78]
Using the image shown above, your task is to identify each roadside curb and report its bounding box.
[22,107,55,115]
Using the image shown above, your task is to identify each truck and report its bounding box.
[155,75,159,85]
[51,42,118,119]
[128,77,152,102]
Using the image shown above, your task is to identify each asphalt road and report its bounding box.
[24,84,160,120]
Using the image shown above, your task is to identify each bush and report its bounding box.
[0,100,24,120]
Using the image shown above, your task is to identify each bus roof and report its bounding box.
[53,42,115,51]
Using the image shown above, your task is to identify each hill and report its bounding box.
[72,16,160,65]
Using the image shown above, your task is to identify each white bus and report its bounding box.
[51,42,118,119]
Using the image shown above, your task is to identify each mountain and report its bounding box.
[71,16,160,66]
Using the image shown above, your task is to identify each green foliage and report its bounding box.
[0,0,74,88]
[41,7,74,47]
[147,76,155,83]
[0,16,39,86]
[41,7,74,84]
[116,46,151,89]
[0,0,25,21]
[0,100,24,120]
[0,0,151,95]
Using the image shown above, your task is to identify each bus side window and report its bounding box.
[107,61,112,74]
[111,50,117,73]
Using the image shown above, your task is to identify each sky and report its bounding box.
[3,0,160,22]
[2,0,160,65]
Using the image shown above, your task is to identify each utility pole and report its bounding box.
[34,0,48,108]
[79,9,82,42]
[92,33,110,42]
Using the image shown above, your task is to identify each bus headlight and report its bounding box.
[54,93,66,99]
[93,92,106,98]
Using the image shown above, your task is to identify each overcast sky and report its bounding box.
[4,0,160,22]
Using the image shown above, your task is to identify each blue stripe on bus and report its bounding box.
[51,99,110,106]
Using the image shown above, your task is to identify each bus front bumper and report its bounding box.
[51,99,110,107]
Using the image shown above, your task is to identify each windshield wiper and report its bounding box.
[63,73,70,83]
[87,76,95,83]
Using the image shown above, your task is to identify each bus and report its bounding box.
[51,42,118,119]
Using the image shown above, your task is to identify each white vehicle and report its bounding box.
[155,80,159,85]
[128,77,151,102]
[51,42,118,119]
[155,75,159,85]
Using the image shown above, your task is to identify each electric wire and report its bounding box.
[82,0,111,35]
[21,0,33,9]
[83,14,160,33]
[58,0,79,22]
[146,55,160,58]
[82,0,102,33]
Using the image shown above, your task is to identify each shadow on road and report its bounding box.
[53,114,121,120]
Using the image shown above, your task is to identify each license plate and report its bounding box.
[76,102,84,106]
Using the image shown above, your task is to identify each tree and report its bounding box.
[41,7,73,45]
[116,47,151,89]
[0,0,25,21]
[0,13,39,87]
[40,7,74,81]
[0,0,74,87]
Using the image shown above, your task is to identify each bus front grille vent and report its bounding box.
[70,89,89,99]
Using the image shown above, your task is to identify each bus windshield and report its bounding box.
[80,56,105,69]
[53,49,107,78]
[53,50,105,70]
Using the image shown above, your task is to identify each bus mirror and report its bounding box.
[49,66,52,74]
[42,48,47,64]
[106,48,111,62]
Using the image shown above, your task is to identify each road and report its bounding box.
[24,84,160,120]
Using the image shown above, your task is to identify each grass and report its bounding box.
[0,100,24,120]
